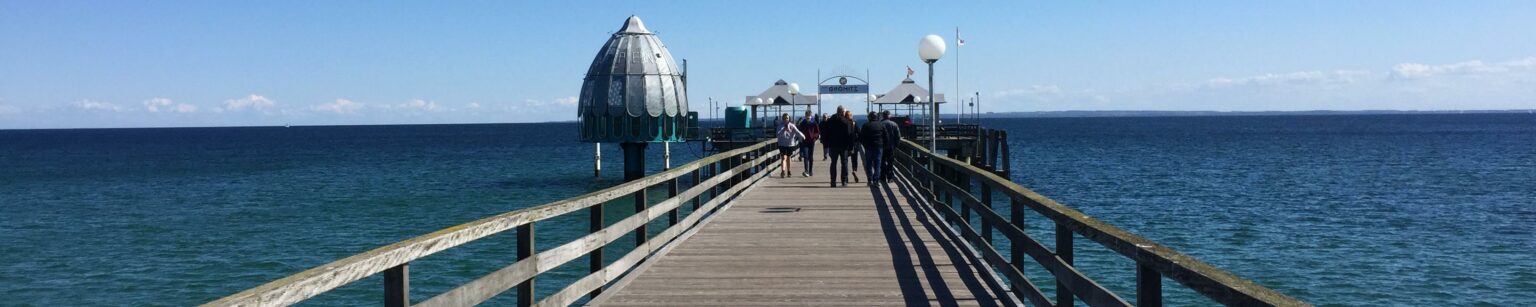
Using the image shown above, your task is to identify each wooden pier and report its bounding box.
[207,140,1307,307]
[591,145,1012,306]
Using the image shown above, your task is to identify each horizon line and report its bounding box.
[3,109,1533,131]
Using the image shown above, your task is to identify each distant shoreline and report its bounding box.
[966,109,1536,119]
[3,109,1533,130]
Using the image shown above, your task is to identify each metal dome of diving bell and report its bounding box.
[577,15,689,143]
[576,15,692,181]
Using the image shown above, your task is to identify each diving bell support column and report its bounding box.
[621,142,649,182]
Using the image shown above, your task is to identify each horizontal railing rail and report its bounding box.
[912,123,983,139]
[206,140,779,307]
[893,139,1307,307]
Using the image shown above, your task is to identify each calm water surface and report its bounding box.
[1,114,1533,306]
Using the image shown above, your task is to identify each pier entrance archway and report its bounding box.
[816,75,872,116]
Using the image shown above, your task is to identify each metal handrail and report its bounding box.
[206,141,778,307]
[893,139,1308,307]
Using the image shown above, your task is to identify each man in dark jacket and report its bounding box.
[858,111,886,183]
[879,111,901,182]
[821,106,857,187]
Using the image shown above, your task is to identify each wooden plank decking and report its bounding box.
[592,144,1014,306]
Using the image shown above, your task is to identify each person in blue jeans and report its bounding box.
[858,111,887,184]
[796,110,819,177]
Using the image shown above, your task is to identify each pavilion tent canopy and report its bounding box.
[744,79,819,105]
[873,77,946,104]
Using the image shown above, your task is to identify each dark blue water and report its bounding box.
[986,114,1536,306]
[2,114,1533,305]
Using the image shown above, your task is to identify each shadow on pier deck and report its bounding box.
[592,144,1012,306]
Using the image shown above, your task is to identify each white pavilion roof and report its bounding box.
[744,80,819,105]
[873,78,946,104]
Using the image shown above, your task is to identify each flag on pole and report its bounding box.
[906,66,914,77]
[956,28,965,46]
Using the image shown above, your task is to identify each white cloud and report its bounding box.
[1391,57,1536,79]
[0,99,19,114]
[312,99,364,113]
[995,85,1062,97]
[220,94,275,112]
[143,98,172,111]
[466,102,482,109]
[1204,70,1371,88]
[395,99,445,112]
[992,85,1109,109]
[507,96,582,111]
[983,55,1536,112]
[143,97,198,113]
[555,96,578,106]
[74,99,126,112]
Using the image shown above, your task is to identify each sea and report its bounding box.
[1,113,1532,306]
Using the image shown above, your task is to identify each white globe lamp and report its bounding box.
[917,34,946,161]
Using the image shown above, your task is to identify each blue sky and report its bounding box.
[2,1,1534,129]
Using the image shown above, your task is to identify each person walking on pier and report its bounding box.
[822,107,856,187]
[859,111,887,183]
[879,110,901,182]
[797,110,820,177]
[820,113,831,161]
[775,113,805,178]
[845,110,861,183]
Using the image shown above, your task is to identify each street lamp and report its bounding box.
[867,93,877,116]
[918,34,946,156]
[787,82,800,120]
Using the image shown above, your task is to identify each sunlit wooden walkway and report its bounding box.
[591,144,1014,306]
[208,140,1304,307]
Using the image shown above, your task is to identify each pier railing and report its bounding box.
[206,140,779,307]
[892,140,1307,307]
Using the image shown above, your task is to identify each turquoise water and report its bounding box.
[2,114,1533,305]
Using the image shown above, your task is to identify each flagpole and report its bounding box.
[955,27,961,124]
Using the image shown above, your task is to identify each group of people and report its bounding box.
[774,107,903,187]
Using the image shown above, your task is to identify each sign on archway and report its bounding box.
[816,74,872,116]
[819,76,869,94]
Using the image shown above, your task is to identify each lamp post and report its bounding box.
[867,93,877,118]
[788,82,800,122]
[918,34,947,159]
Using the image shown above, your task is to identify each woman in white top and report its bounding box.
[775,113,805,178]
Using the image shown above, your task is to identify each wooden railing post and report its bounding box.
[980,182,993,244]
[515,224,534,307]
[384,263,408,307]
[634,188,648,245]
[1056,223,1074,307]
[729,155,741,187]
[710,162,720,199]
[1010,196,1026,301]
[691,169,702,211]
[668,176,679,226]
[588,203,604,299]
[958,172,971,228]
[1138,263,1163,307]
[1010,197,1025,272]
